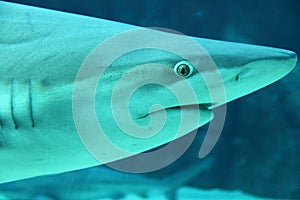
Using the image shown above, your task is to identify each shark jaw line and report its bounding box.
[136,103,212,120]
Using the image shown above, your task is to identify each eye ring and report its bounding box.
[174,61,194,77]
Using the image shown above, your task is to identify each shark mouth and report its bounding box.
[137,103,213,120]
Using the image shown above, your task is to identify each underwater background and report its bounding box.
[0,0,299,199]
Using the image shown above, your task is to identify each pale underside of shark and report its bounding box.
[0,1,297,183]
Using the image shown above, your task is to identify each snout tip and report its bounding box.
[280,49,298,71]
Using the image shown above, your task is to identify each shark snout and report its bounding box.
[275,48,297,60]
[264,47,297,66]
[192,38,297,105]
[217,44,297,104]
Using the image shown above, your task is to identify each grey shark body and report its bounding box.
[0,1,297,183]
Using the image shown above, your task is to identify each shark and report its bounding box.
[0,158,214,200]
[0,1,297,183]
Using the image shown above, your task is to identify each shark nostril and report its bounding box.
[235,73,240,82]
[174,61,194,77]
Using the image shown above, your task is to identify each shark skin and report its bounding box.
[0,1,297,183]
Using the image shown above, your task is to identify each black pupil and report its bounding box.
[178,64,190,76]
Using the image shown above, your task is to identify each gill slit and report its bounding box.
[10,79,17,129]
[29,79,35,127]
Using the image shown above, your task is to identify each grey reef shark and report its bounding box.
[0,160,214,199]
[0,1,297,183]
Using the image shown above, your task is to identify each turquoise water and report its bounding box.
[0,0,299,199]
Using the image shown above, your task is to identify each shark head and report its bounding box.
[72,28,297,167]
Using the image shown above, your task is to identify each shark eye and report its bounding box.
[174,61,193,77]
